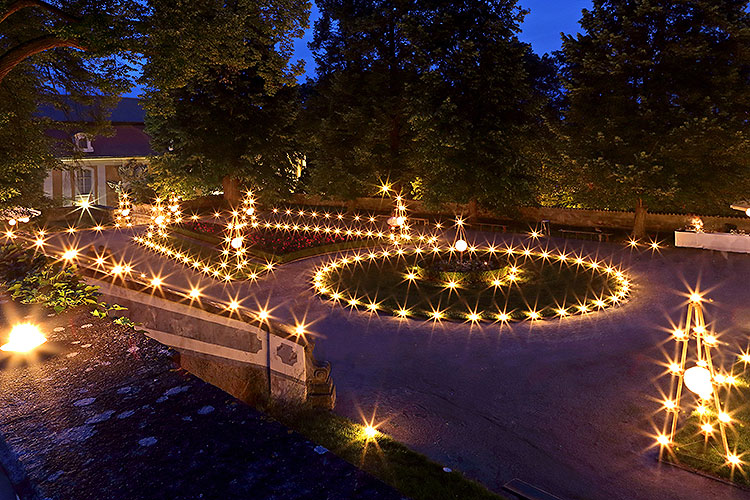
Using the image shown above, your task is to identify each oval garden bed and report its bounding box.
[313,247,631,322]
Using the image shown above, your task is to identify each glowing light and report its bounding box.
[728,454,743,466]
[663,399,677,410]
[690,292,702,303]
[363,425,378,440]
[230,236,243,249]
[656,434,670,446]
[258,309,269,320]
[701,423,713,434]
[454,239,468,252]
[719,412,731,423]
[62,248,78,261]
[0,324,47,353]
[684,366,713,399]
[150,277,163,287]
[189,288,201,299]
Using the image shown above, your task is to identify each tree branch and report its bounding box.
[0,0,80,25]
[0,35,86,83]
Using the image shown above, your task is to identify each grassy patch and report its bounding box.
[670,360,750,486]
[266,405,505,500]
[318,251,623,321]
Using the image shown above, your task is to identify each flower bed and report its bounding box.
[178,220,362,255]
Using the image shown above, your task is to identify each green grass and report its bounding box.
[319,252,623,321]
[266,405,505,500]
[670,361,750,485]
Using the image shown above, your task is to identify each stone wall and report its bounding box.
[83,272,335,408]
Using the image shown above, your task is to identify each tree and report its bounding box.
[561,0,750,236]
[302,0,426,200]
[305,0,552,213]
[0,0,139,207]
[410,1,548,216]
[141,0,309,204]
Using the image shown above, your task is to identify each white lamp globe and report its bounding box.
[230,236,243,249]
[387,216,398,227]
[154,215,165,226]
[19,217,29,223]
[396,216,405,226]
[746,208,750,217]
[684,365,713,399]
[7,219,16,226]
[121,209,130,217]
[454,239,468,252]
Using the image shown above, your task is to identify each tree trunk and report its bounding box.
[632,198,648,239]
[467,198,479,223]
[345,199,357,214]
[222,176,240,205]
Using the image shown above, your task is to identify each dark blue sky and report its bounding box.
[291,0,593,81]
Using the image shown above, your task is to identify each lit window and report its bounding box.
[77,168,93,195]
[73,132,93,153]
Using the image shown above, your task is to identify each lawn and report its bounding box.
[316,249,627,321]
[670,359,750,486]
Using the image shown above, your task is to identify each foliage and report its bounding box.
[108,159,154,204]
[0,0,140,208]
[304,0,554,210]
[6,264,100,313]
[410,4,550,212]
[141,0,310,200]
[559,0,750,214]
[0,244,131,318]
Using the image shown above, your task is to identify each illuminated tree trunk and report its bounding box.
[468,198,479,222]
[222,176,240,205]
[632,198,648,239]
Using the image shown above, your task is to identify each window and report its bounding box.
[77,168,93,196]
[73,132,93,153]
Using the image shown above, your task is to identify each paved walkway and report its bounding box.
[0,304,403,500]
[47,226,750,499]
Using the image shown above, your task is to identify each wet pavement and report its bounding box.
[0,304,403,500]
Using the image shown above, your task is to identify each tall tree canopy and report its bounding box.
[304,0,551,212]
[302,0,425,199]
[0,0,139,206]
[560,0,750,234]
[411,1,549,213]
[141,0,310,202]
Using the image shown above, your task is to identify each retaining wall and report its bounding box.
[83,271,335,408]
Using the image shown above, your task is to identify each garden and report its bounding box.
[314,245,630,322]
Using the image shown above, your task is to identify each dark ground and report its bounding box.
[0,300,404,500]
